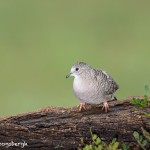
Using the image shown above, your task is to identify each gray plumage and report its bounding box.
[66,62,119,111]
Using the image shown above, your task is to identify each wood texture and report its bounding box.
[0,98,150,150]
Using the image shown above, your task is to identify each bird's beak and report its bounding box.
[66,72,72,78]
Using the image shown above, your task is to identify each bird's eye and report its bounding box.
[76,68,79,71]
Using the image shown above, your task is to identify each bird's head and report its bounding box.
[66,62,91,78]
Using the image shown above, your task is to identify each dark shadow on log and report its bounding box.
[0,97,150,150]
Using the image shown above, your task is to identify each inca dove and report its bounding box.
[66,62,119,112]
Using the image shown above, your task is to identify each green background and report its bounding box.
[0,1,150,116]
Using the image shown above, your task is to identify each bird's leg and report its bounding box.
[77,102,86,111]
[102,102,109,112]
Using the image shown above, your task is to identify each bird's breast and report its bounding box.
[73,77,97,99]
[73,78,89,92]
[73,77,105,104]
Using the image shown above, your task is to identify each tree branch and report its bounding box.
[0,98,150,149]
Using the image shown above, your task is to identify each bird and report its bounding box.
[66,62,119,112]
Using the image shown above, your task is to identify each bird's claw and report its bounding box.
[102,102,109,112]
[77,102,86,111]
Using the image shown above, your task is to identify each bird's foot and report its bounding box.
[102,102,109,112]
[77,102,86,111]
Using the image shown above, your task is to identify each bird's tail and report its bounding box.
[113,96,117,100]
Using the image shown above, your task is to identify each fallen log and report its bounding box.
[0,97,149,150]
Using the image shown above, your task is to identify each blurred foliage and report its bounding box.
[131,85,149,108]
[81,128,129,150]
[141,127,150,142]
[131,95,148,108]
[0,1,150,115]
[133,131,148,150]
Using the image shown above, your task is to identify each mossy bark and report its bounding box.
[0,98,149,150]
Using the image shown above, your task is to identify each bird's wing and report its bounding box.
[94,69,119,95]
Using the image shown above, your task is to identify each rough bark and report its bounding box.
[0,97,150,150]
